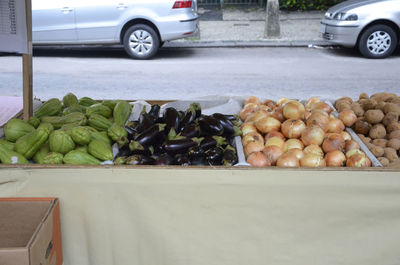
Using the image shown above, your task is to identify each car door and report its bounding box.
[74,0,125,42]
[32,0,78,43]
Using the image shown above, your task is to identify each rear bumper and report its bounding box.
[159,16,199,41]
[320,19,361,48]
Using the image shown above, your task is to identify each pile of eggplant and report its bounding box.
[115,103,241,166]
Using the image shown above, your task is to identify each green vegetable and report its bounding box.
[0,139,15,151]
[62,105,87,115]
[63,150,101,165]
[37,123,54,134]
[4,118,35,142]
[28,117,41,128]
[79,97,98,107]
[33,143,50,164]
[83,126,111,144]
[63,93,79,107]
[41,112,87,129]
[70,126,91,145]
[114,156,127,165]
[102,100,120,111]
[88,139,114,161]
[0,144,29,164]
[75,145,88,153]
[113,101,132,125]
[108,123,128,145]
[86,103,112,118]
[34,98,63,118]
[42,152,64,164]
[15,128,49,159]
[88,114,113,131]
[49,130,76,154]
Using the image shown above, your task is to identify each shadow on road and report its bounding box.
[31,46,196,60]
[322,46,400,59]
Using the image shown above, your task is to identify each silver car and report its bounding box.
[32,0,198,59]
[320,0,400,59]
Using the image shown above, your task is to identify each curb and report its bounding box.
[164,40,332,48]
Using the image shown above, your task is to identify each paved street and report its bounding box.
[0,47,399,101]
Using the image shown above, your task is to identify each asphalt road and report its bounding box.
[1,47,399,101]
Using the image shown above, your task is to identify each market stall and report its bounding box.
[1,1,400,265]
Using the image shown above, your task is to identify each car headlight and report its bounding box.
[333,12,358,21]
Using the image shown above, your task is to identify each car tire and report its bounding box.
[358,24,398,59]
[123,24,160,60]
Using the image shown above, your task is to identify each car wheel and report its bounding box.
[358,24,398,59]
[123,24,160,60]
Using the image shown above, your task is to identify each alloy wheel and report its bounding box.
[129,30,154,56]
[367,31,392,55]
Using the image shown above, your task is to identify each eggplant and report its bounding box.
[222,145,238,166]
[223,114,239,121]
[199,115,224,136]
[173,154,191,166]
[190,102,202,119]
[190,156,206,166]
[179,108,196,132]
[129,141,153,156]
[154,153,174,165]
[181,124,200,138]
[148,104,161,121]
[126,155,155,165]
[163,138,198,155]
[114,156,127,165]
[211,113,235,136]
[138,113,155,132]
[164,107,180,133]
[135,124,166,147]
[126,121,140,133]
[116,145,131,158]
[200,136,226,151]
[205,146,224,165]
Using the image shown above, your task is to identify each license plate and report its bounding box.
[320,24,326,34]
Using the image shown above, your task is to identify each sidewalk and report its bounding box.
[166,7,329,48]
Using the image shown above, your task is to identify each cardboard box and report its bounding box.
[0,198,62,265]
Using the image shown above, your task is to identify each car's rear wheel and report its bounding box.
[123,24,160,60]
[358,24,398,59]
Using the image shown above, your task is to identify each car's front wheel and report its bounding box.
[358,24,398,59]
[123,24,160,60]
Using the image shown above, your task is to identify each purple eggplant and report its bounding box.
[200,136,226,151]
[163,138,198,155]
[205,146,224,165]
[135,124,166,147]
[199,115,224,136]
[164,107,180,134]
[212,113,235,135]
[222,145,238,166]
[154,153,174,165]
[129,141,153,156]
[173,154,191,166]
[179,108,196,132]
[181,124,200,138]
[126,155,156,165]
[148,104,161,121]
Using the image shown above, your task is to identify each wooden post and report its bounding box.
[23,0,33,121]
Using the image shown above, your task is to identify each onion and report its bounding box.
[240,103,258,121]
[257,104,273,114]
[311,102,333,114]
[341,131,352,141]
[306,111,329,132]
[265,131,286,141]
[304,111,312,120]
[271,106,285,122]
[281,119,306,139]
[262,145,283,166]
[245,110,269,123]
[244,96,261,106]
[303,144,324,157]
[265,136,285,150]
[277,98,291,107]
[244,141,265,157]
[346,153,371,167]
[300,153,326,167]
[339,109,357,127]
[242,131,264,146]
[283,100,305,120]
[301,126,325,146]
[247,152,271,167]
[345,149,364,159]
[305,97,321,111]
[283,139,304,152]
[322,133,345,153]
[325,150,346,167]
[240,122,258,136]
[276,153,300,167]
[286,148,304,160]
[344,140,361,153]
[327,117,345,133]
[262,99,276,109]
[255,116,281,134]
